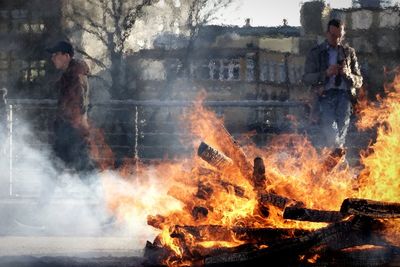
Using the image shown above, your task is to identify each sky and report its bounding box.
[214,0,398,27]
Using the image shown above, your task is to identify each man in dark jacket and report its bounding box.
[46,41,95,178]
[303,19,363,150]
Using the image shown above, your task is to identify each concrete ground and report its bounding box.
[0,197,153,266]
[0,236,147,266]
[0,236,143,257]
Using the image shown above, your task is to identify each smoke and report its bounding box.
[0,112,156,257]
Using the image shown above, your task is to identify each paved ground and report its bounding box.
[0,236,147,267]
[0,236,143,257]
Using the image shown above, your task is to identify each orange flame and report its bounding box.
[84,70,400,265]
[356,69,400,201]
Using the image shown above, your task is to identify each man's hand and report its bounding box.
[326,64,339,77]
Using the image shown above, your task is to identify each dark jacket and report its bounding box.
[56,59,90,130]
[53,59,94,173]
[302,41,363,93]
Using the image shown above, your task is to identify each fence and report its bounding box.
[1,98,307,198]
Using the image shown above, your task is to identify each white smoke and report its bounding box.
[0,113,155,257]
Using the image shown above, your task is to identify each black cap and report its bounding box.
[46,41,74,57]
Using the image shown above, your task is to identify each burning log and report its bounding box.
[170,225,311,244]
[341,198,400,218]
[322,147,346,172]
[198,142,233,170]
[252,157,270,217]
[211,124,254,183]
[217,178,246,198]
[311,147,346,184]
[252,157,267,191]
[319,245,394,267]
[143,240,171,266]
[191,243,257,261]
[197,143,248,198]
[283,206,345,223]
[192,206,209,220]
[204,218,356,266]
[147,214,166,230]
[325,216,388,250]
[259,192,304,210]
[195,167,247,198]
[196,181,214,200]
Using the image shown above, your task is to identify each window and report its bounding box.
[19,22,45,33]
[194,59,240,81]
[21,60,46,83]
[0,10,9,33]
[246,55,255,82]
[269,62,275,82]
[0,52,9,84]
[288,64,304,84]
[8,9,45,34]
[278,63,286,83]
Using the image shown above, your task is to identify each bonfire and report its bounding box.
[98,72,400,266]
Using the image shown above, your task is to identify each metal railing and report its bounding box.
[2,98,307,198]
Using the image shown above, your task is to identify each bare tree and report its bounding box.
[66,0,159,99]
[65,0,233,99]
[180,0,234,76]
[158,0,234,98]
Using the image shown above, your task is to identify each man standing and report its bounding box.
[46,41,95,179]
[303,19,363,151]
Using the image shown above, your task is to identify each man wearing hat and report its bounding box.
[46,41,95,179]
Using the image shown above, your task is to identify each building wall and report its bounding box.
[0,0,65,98]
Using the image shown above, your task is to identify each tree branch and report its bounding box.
[72,21,109,47]
[120,0,157,46]
[75,48,108,69]
[71,5,109,33]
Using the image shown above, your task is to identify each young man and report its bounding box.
[303,19,363,151]
[46,41,95,178]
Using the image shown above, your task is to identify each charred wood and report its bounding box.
[283,206,345,223]
[147,214,166,230]
[143,239,172,266]
[252,157,269,217]
[319,245,394,267]
[191,243,257,261]
[196,181,214,200]
[204,218,355,266]
[170,225,311,244]
[326,216,388,250]
[252,157,267,190]
[310,147,346,186]
[215,125,254,184]
[341,198,400,218]
[192,206,209,220]
[318,147,346,174]
[198,142,233,170]
[217,178,246,198]
[259,192,305,210]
